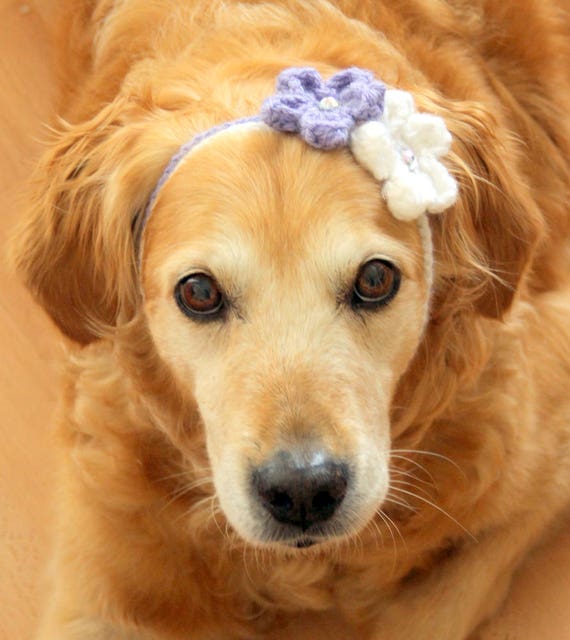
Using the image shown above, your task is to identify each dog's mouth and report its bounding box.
[278,534,333,551]
[262,515,365,550]
[280,536,318,549]
[294,537,316,548]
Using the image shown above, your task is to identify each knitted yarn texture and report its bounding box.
[141,66,458,239]
[260,67,386,150]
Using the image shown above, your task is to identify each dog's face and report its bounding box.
[15,64,543,552]
[141,128,429,548]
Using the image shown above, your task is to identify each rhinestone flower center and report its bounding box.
[400,146,418,172]
[318,96,339,110]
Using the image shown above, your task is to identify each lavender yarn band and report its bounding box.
[141,68,385,232]
[138,66,457,261]
[138,68,387,240]
[140,115,261,236]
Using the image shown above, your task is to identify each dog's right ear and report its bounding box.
[12,98,175,344]
[422,96,546,320]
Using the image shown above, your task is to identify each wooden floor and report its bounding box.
[0,2,569,639]
[0,2,60,640]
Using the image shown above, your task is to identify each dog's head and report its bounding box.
[14,74,543,550]
[140,126,431,546]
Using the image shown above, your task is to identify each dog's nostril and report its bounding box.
[253,450,349,531]
[312,490,337,513]
[268,490,293,511]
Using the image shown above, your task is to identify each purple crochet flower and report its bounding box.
[260,67,386,150]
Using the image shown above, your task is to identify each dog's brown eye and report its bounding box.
[175,274,225,319]
[351,259,400,309]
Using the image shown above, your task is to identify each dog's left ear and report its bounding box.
[12,98,175,344]
[429,98,545,319]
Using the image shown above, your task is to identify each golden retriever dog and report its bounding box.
[13,0,570,638]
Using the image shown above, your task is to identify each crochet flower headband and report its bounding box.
[141,66,457,253]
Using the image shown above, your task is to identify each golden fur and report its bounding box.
[12,1,570,638]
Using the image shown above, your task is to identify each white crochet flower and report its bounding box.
[350,89,458,221]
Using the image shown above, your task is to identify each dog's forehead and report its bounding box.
[141,130,423,290]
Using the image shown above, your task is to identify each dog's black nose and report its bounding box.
[253,450,349,531]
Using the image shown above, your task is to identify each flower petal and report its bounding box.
[323,69,386,121]
[350,121,397,180]
[339,81,385,122]
[404,114,452,157]
[276,67,325,99]
[299,108,353,149]
[418,156,458,213]
[325,67,376,93]
[383,160,435,221]
[260,94,313,132]
[383,90,416,135]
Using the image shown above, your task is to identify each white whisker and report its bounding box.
[390,467,436,489]
[389,478,435,501]
[390,486,477,542]
[385,493,418,513]
[392,448,466,479]
[389,454,436,485]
